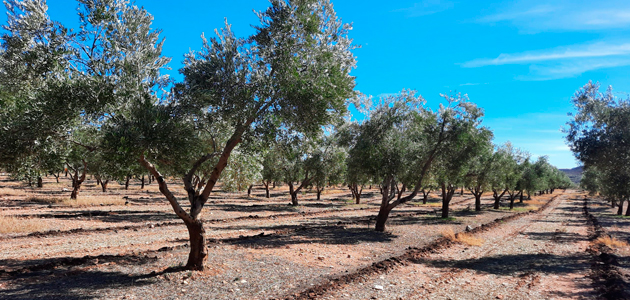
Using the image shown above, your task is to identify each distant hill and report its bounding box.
[560,166,583,185]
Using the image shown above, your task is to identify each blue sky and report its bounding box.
[5,0,630,168]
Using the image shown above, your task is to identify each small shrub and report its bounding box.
[440,227,484,246]
[595,235,629,249]
[440,228,456,241]
[457,233,484,246]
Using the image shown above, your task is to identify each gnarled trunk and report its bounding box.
[125,175,131,190]
[247,185,253,198]
[184,219,207,271]
[375,179,397,232]
[441,183,456,218]
[618,199,625,215]
[37,176,43,188]
[474,193,482,211]
[625,200,630,216]
[69,161,87,200]
[289,182,299,206]
[492,188,507,209]
[375,205,391,232]
[140,175,145,189]
[469,186,483,211]
[508,190,521,210]
[101,180,109,193]
[263,181,270,198]
[349,183,363,204]
[422,189,429,204]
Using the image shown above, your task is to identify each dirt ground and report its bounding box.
[1,175,629,299]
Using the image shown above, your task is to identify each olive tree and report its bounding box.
[104,0,357,270]
[221,150,262,197]
[261,149,283,198]
[275,136,318,206]
[464,136,494,211]
[0,0,170,200]
[347,91,484,231]
[309,135,347,201]
[431,96,491,218]
[566,81,630,215]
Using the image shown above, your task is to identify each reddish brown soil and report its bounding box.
[1,175,627,299]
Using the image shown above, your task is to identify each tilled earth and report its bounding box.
[1,176,629,299]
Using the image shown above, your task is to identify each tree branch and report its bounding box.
[139,154,194,223]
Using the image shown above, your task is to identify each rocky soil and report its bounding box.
[1,175,628,299]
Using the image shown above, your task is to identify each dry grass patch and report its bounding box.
[63,195,126,207]
[0,187,29,197]
[28,195,124,206]
[595,235,629,249]
[417,202,441,207]
[0,215,48,233]
[524,199,546,207]
[441,228,484,246]
[27,195,65,204]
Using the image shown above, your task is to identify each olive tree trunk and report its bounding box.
[101,180,109,193]
[349,183,363,204]
[421,189,430,204]
[263,181,270,198]
[468,185,483,211]
[441,183,456,218]
[68,161,87,200]
[492,188,508,209]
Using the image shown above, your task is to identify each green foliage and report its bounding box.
[432,93,493,193]
[566,81,630,200]
[221,151,262,192]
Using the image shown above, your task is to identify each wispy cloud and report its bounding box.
[393,0,454,17]
[463,42,630,68]
[462,41,630,80]
[478,0,630,32]
[518,58,630,81]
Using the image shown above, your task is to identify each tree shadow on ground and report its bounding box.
[210,203,300,213]
[415,252,600,299]
[0,252,171,300]
[230,225,396,248]
[0,269,159,300]
[524,231,589,243]
[16,210,179,223]
[0,252,159,274]
[419,253,590,275]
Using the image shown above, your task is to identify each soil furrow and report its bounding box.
[583,197,630,300]
[278,193,561,299]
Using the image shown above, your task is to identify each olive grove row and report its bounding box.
[567,82,630,216]
[0,0,571,270]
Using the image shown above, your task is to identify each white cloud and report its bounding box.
[462,41,630,80]
[463,43,630,68]
[478,0,630,32]
[393,0,454,17]
[518,58,630,81]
